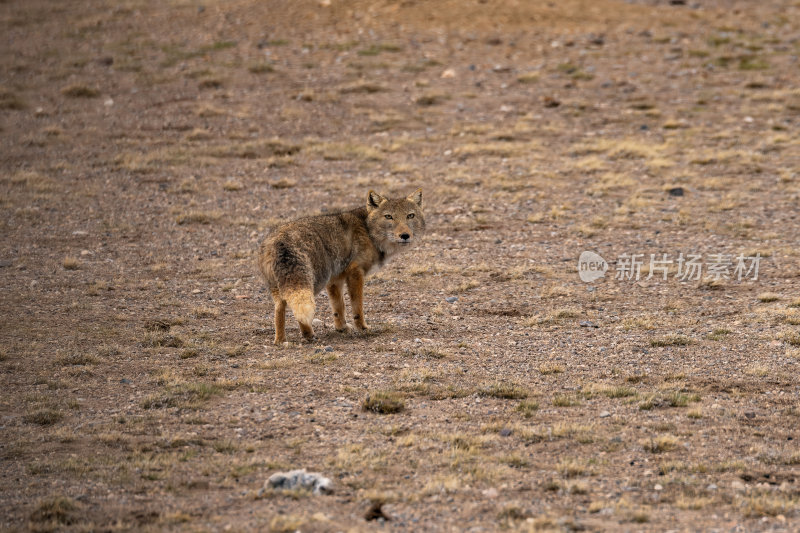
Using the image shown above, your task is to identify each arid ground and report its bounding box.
[2,0,800,531]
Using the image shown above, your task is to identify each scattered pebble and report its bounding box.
[599,411,611,418]
[481,487,498,498]
[731,480,746,491]
[542,95,561,107]
[668,187,685,197]
[445,296,458,303]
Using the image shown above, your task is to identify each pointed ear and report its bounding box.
[367,190,387,210]
[407,188,423,208]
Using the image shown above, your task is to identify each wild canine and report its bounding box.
[258,189,425,344]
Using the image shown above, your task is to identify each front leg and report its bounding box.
[326,278,349,332]
[346,266,368,330]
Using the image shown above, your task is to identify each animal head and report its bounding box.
[366,188,425,252]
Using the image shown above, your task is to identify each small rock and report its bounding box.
[266,469,333,495]
[0,260,12,268]
[499,428,513,437]
[542,95,561,108]
[186,479,209,490]
[579,321,598,328]
[744,411,756,419]
[445,296,458,303]
[654,484,663,491]
[668,187,684,197]
[104,98,114,107]
[599,411,611,418]
[80,250,91,256]
[120,378,132,384]
[707,483,718,491]
[731,480,746,491]
[97,56,114,66]
[324,346,334,352]
[235,294,249,299]
[312,319,324,327]
[481,487,498,498]
[441,68,456,79]
[72,231,88,236]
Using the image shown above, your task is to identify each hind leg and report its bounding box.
[286,289,316,342]
[327,277,349,332]
[272,291,287,345]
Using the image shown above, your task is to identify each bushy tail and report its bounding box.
[260,239,310,291]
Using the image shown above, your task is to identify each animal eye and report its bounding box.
[384,214,393,220]
[407,213,415,219]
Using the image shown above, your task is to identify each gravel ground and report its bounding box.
[1,0,799,531]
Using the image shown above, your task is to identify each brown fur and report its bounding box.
[258,189,425,344]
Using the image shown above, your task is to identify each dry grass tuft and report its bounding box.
[62,257,80,270]
[0,86,26,109]
[516,400,539,418]
[643,435,679,453]
[175,211,222,225]
[313,142,383,161]
[479,382,529,399]
[61,84,100,98]
[362,391,405,414]
[24,408,63,426]
[650,335,693,347]
[538,364,564,375]
[29,496,81,525]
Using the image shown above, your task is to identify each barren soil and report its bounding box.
[2,0,800,531]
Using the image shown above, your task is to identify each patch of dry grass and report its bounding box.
[29,496,82,526]
[478,382,529,399]
[62,256,80,270]
[175,210,222,225]
[650,335,693,347]
[312,142,383,161]
[0,86,25,109]
[362,391,405,414]
[24,408,63,426]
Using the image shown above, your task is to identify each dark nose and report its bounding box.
[400,233,410,241]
